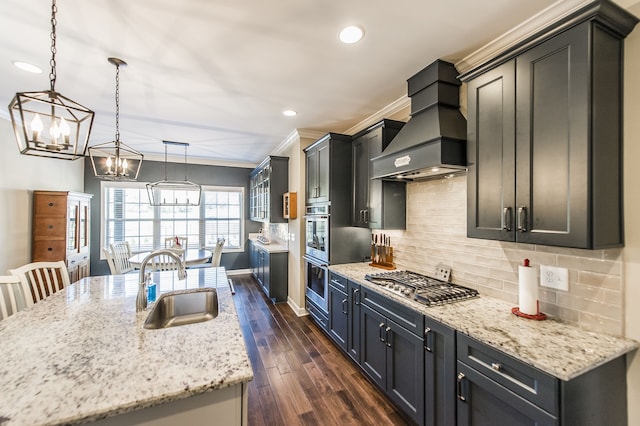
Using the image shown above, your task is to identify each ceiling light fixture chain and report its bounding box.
[49,0,58,91]
[114,60,120,142]
[88,57,143,180]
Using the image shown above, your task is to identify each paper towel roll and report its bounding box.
[518,265,538,315]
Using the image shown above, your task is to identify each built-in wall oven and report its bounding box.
[305,204,330,312]
[304,255,328,313]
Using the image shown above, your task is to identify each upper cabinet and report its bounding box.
[250,156,289,223]
[464,1,638,249]
[352,119,407,229]
[304,133,352,208]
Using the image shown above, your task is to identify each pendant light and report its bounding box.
[8,0,95,160]
[88,58,143,180]
[146,141,201,206]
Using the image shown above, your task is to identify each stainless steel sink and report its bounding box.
[144,288,218,329]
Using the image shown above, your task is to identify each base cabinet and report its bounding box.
[456,333,628,426]
[424,317,456,426]
[249,241,287,303]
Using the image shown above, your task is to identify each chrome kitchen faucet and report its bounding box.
[136,250,187,312]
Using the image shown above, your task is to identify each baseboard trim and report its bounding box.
[287,297,308,317]
[226,269,252,276]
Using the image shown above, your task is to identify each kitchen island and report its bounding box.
[0,267,253,426]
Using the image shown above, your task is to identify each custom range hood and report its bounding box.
[371,60,467,181]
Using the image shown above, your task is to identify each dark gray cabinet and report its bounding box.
[304,133,352,207]
[465,5,636,249]
[456,332,628,426]
[352,119,406,229]
[424,317,456,426]
[250,156,289,223]
[328,272,362,363]
[360,286,425,425]
[249,240,288,303]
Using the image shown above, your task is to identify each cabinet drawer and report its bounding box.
[33,217,66,240]
[34,195,67,216]
[457,333,558,415]
[329,272,348,293]
[32,240,66,261]
[307,298,328,331]
[361,286,424,337]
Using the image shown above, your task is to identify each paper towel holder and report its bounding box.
[511,306,547,320]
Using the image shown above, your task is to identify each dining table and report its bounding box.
[128,248,212,268]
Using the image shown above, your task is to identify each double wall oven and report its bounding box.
[304,204,330,312]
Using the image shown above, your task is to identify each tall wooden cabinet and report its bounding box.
[32,191,93,283]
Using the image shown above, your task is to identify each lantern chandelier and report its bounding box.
[8,0,95,160]
[147,141,201,206]
[88,57,143,180]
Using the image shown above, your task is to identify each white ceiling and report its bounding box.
[1,0,633,167]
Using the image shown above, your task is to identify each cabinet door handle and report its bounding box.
[491,362,502,371]
[364,209,369,223]
[353,288,360,305]
[342,298,348,315]
[424,327,432,352]
[385,326,392,347]
[503,207,512,231]
[517,206,528,232]
[379,322,386,342]
[457,372,467,401]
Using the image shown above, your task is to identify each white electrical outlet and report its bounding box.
[290,233,295,242]
[540,265,569,291]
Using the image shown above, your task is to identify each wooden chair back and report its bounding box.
[110,242,134,274]
[211,238,225,267]
[0,275,29,320]
[164,236,188,248]
[9,261,71,306]
[146,253,181,272]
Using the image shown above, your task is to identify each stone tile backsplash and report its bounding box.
[377,174,624,336]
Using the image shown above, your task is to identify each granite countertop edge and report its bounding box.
[248,235,289,253]
[329,262,639,381]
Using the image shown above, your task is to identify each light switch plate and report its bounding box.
[540,265,569,291]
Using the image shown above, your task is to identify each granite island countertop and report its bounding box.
[0,267,253,426]
[329,262,638,381]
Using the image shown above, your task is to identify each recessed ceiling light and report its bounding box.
[339,25,364,44]
[282,110,297,117]
[12,61,43,74]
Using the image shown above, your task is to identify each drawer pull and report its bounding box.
[48,225,54,229]
[457,372,467,401]
[491,362,502,371]
[48,202,54,207]
[47,247,53,251]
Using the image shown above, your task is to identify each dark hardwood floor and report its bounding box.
[231,274,409,426]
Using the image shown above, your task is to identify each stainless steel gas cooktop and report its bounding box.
[364,270,479,306]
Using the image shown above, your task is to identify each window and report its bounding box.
[101,182,244,254]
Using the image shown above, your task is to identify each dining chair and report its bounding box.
[0,275,29,320]
[164,236,188,248]
[109,242,134,274]
[145,253,181,272]
[211,238,225,267]
[9,260,70,306]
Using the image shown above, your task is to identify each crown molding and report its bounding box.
[455,0,594,76]
[271,128,327,156]
[343,95,410,135]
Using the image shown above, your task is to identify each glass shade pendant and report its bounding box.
[146,141,201,206]
[88,58,143,180]
[8,0,94,160]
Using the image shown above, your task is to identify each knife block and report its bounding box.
[370,245,396,270]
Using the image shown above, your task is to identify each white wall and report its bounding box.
[623,3,640,424]
[0,118,84,273]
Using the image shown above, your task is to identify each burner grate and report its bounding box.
[365,270,478,306]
